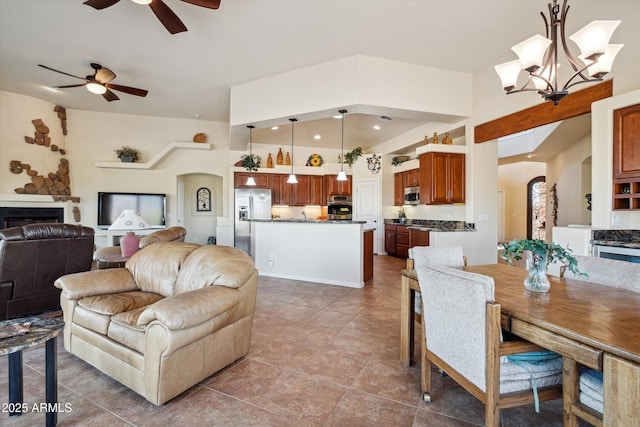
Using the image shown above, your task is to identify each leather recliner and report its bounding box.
[55,241,258,405]
[0,223,94,320]
[93,226,187,268]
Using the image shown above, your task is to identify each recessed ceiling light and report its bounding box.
[193,113,201,118]
[373,125,381,130]
[314,134,321,140]
[271,126,279,130]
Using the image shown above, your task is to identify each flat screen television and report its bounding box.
[97,192,166,230]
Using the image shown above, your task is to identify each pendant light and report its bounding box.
[337,109,348,181]
[245,125,257,186]
[287,118,298,184]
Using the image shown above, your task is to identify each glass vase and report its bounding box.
[524,252,550,292]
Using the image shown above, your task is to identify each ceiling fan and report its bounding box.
[83,0,221,34]
[38,63,149,102]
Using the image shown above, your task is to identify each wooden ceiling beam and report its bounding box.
[474,80,613,144]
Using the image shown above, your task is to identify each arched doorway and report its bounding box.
[176,173,223,245]
[527,176,546,240]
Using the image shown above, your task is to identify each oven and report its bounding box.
[592,245,640,263]
[327,195,352,220]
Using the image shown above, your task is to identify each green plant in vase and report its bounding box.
[241,154,261,172]
[500,238,587,292]
[115,146,140,163]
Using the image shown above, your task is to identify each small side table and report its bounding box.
[96,253,131,268]
[0,316,64,427]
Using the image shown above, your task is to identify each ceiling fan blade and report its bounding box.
[95,67,116,84]
[83,0,121,10]
[53,84,87,89]
[149,0,188,34]
[105,83,148,97]
[38,64,86,81]
[102,89,120,102]
[181,0,221,9]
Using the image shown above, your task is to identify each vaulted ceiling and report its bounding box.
[0,1,618,151]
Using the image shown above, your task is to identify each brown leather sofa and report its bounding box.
[93,226,187,268]
[0,223,94,320]
[55,242,258,405]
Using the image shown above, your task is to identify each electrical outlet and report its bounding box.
[268,255,274,266]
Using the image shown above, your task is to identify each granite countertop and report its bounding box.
[384,218,475,232]
[591,240,640,249]
[251,219,366,224]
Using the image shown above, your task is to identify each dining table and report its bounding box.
[400,263,640,426]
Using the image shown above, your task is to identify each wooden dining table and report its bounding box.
[400,263,640,426]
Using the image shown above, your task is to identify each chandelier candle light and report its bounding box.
[287,118,298,184]
[337,109,348,181]
[494,0,622,105]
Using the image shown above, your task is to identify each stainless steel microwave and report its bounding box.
[404,187,420,205]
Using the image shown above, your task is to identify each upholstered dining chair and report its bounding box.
[560,255,640,426]
[417,265,563,427]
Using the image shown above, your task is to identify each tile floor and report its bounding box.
[1,255,564,426]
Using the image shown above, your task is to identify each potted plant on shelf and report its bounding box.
[500,238,586,292]
[241,154,261,172]
[115,146,140,163]
[344,147,363,167]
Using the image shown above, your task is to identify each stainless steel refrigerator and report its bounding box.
[234,188,272,256]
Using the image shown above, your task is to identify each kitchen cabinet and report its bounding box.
[612,103,640,210]
[385,224,397,255]
[363,229,374,282]
[394,168,420,206]
[386,224,429,258]
[396,225,410,258]
[292,175,311,206]
[310,175,325,205]
[234,172,270,188]
[419,152,465,205]
[270,174,291,205]
[325,174,352,197]
[409,228,429,248]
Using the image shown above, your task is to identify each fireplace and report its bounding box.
[0,207,65,229]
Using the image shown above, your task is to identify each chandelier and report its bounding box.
[495,0,622,105]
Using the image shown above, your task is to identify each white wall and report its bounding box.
[178,173,223,245]
[546,134,592,231]
[498,162,546,241]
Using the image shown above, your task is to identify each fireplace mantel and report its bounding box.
[0,194,76,224]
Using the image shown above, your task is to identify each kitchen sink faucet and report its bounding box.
[301,210,307,220]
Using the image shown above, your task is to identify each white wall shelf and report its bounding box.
[95,142,211,170]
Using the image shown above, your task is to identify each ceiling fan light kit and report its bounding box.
[337,109,348,181]
[287,118,298,185]
[83,0,221,34]
[39,62,148,102]
[494,0,622,105]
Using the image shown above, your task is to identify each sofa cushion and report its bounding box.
[78,291,164,315]
[139,226,186,248]
[174,245,255,293]
[109,307,148,353]
[126,242,200,297]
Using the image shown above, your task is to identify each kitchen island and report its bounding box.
[251,219,373,288]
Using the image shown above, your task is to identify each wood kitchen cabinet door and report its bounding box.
[292,175,311,206]
[385,224,397,255]
[271,174,291,205]
[394,173,405,206]
[613,103,640,180]
[310,175,325,205]
[234,172,269,188]
[409,229,429,248]
[396,225,410,258]
[325,174,352,196]
[405,169,420,187]
[419,152,465,205]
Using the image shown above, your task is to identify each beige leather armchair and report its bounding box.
[55,242,258,405]
[93,226,187,268]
